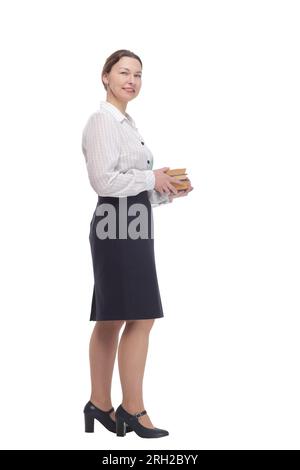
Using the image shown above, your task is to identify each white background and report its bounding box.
[0,0,299,450]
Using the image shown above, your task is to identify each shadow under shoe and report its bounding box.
[84,401,133,433]
[115,404,169,438]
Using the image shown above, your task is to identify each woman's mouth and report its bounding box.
[123,88,135,93]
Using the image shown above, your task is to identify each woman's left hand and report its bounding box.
[168,179,194,202]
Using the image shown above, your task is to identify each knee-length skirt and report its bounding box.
[88,190,164,321]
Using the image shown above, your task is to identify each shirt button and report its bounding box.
[141,141,144,145]
[147,160,150,164]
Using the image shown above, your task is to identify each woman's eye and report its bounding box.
[121,72,141,77]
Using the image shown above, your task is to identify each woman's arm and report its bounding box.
[147,189,173,208]
[82,112,156,197]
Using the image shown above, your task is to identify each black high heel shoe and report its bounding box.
[84,401,133,434]
[115,404,169,438]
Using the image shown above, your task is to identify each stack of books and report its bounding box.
[166,168,190,191]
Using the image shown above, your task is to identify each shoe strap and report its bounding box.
[135,410,147,418]
[106,407,114,414]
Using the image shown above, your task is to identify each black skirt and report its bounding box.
[88,190,164,321]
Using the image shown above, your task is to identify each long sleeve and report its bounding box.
[147,189,173,208]
[82,113,155,197]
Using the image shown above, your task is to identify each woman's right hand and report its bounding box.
[153,167,180,195]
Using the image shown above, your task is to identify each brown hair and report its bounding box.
[101,49,143,91]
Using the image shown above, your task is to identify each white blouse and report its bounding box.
[82,100,171,207]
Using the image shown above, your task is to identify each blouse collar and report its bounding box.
[99,100,136,128]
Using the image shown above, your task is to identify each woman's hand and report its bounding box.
[153,167,181,196]
[168,179,194,202]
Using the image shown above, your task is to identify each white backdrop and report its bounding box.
[0,0,299,450]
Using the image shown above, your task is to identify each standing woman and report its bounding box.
[81,50,193,439]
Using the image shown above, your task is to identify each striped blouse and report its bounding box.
[82,100,171,207]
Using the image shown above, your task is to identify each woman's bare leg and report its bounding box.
[89,320,125,422]
[118,319,155,429]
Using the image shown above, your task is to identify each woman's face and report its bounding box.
[104,56,142,102]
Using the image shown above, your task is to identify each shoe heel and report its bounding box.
[116,417,126,437]
[84,414,94,432]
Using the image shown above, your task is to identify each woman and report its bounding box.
[81,50,193,439]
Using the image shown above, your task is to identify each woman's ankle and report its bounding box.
[90,396,113,411]
[121,401,145,414]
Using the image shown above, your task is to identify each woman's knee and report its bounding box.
[124,318,155,333]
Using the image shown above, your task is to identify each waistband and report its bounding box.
[97,190,149,205]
